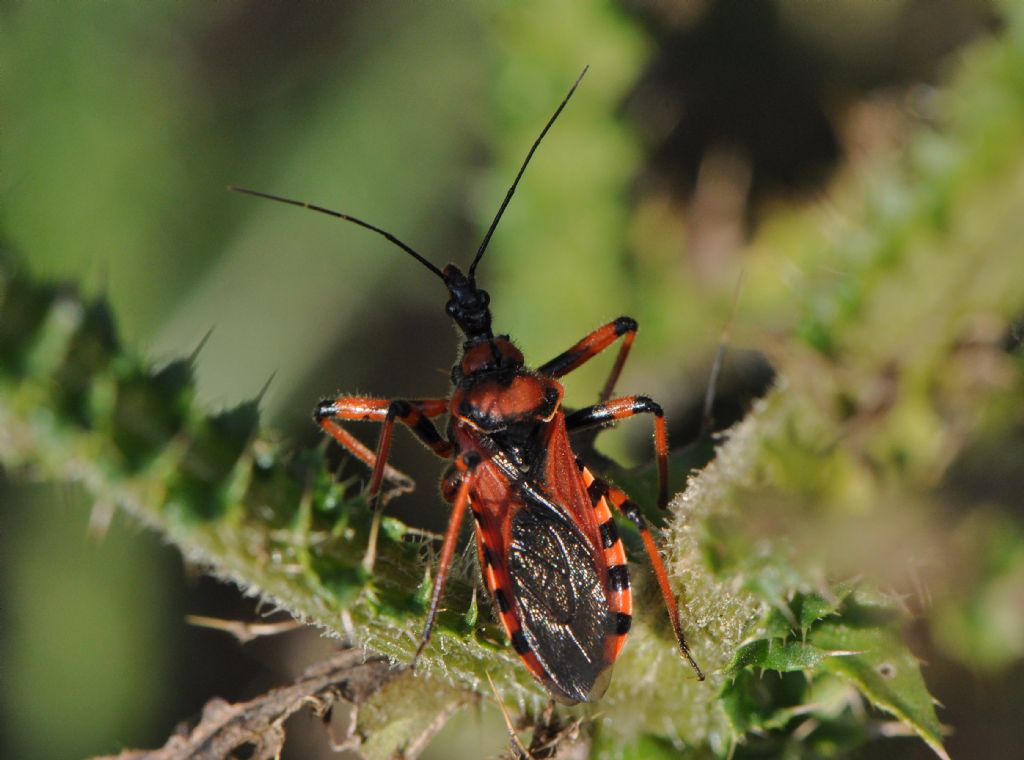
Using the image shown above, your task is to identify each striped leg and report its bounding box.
[579,467,634,665]
[537,316,638,401]
[586,474,704,680]
[564,395,670,509]
[412,451,480,668]
[315,396,453,571]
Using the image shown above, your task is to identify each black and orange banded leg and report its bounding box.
[537,316,638,401]
[576,467,634,665]
[564,395,670,509]
[585,475,705,681]
[314,396,453,570]
[412,451,481,668]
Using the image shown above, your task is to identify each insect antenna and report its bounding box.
[228,185,446,281]
[468,65,589,278]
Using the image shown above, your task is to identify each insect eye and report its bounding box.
[545,386,559,404]
[446,300,458,316]
[478,291,490,306]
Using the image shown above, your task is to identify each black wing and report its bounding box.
[507,487,616,703]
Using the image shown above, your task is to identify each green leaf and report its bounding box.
[10,1,1024,753]
[722,588,948,759]
[813,619,948,760]
[729,637,855,674]
[796,587,852,634]
[720,669,810,736]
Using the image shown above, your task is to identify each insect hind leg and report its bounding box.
[586,475,704,681]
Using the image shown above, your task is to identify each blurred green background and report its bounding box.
[2,1,1022,758]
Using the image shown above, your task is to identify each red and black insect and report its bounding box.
[232,68,703,704]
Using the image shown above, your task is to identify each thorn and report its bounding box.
[86,499,116,541]
[339,609,356,645]
[188,327,215,366]
[255,371,278,404]
[362,504,383,574]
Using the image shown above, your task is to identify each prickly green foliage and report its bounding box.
[721,588,946,758]
[7,6,1024,758]
[0,251,489,676]
[0,271,952,760]
[0,250,947,760]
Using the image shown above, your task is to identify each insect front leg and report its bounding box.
[564,395,670,509]
[412,450,481,668]
[584,473,704,681]
[537,316,637,401]
[315,396,453,571]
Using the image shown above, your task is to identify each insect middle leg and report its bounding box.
[564,395,670,509]
[315,396,453,570]
[537,316,638,401]
[412,450,481,667]
[584,472,705,680]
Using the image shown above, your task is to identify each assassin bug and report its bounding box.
[231,67,704,704]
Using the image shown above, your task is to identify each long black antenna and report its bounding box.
[228,186,446,281]
[468,65,589,278]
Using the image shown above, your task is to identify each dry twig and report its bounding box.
[93,648,398,760]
